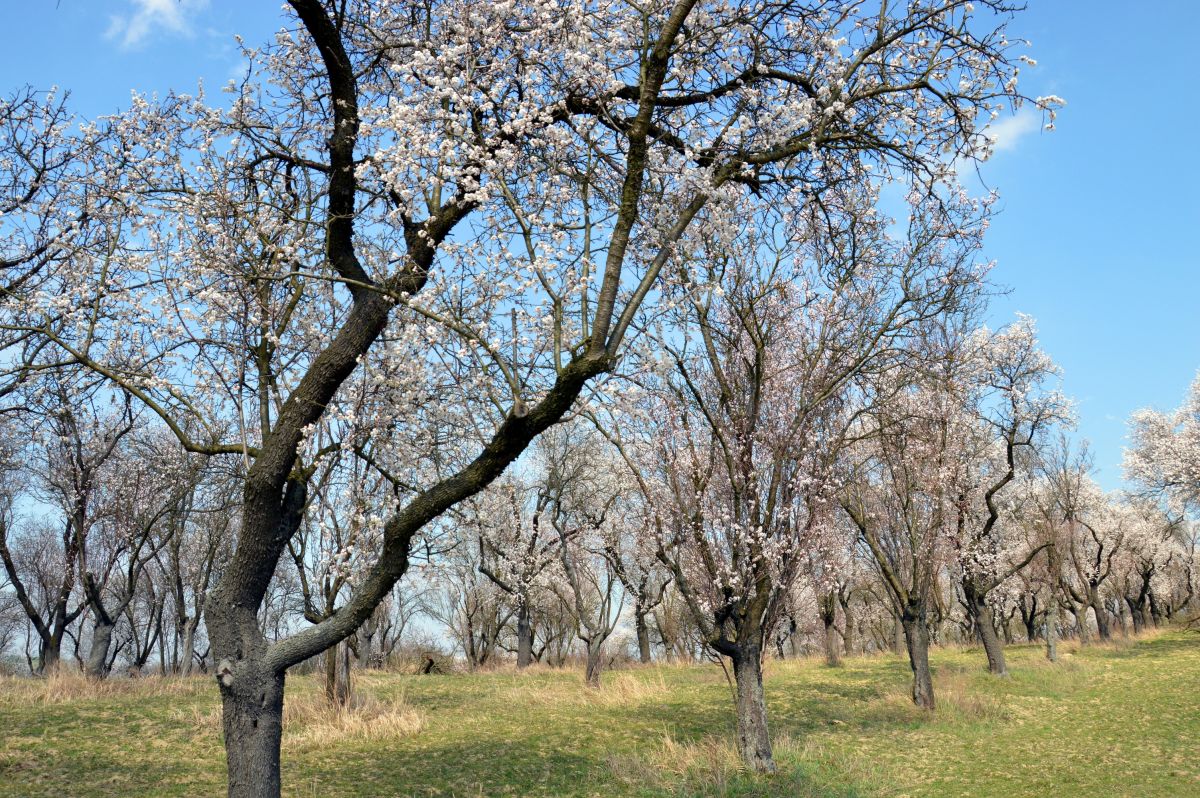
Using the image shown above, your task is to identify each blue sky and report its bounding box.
[3,1,1196,490]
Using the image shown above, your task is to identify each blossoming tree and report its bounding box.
[1,0,1053,793]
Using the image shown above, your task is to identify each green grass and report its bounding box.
[1,631,1197,797]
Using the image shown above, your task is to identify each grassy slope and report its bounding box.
[1,631,1197,798]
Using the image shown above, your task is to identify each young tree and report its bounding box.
[163,473,235,676]
[475,480,562,669]
[539,426,628,686]
[0,384,135,673]
[843,377,963,711]
[80,433,202,678]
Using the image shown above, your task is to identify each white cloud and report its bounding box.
[105,0,209,50]
[986,109,1040,154]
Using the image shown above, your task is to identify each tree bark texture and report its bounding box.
[731,646,775,773]
[963,578,1007,676]
[901,607,936,710]
[219,664,285,798]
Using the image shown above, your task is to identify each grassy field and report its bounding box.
[1,631,1197,797]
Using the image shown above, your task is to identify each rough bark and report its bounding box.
[1043,603,1058,663]
[219,663,285,798]
[584,641,604,688]
[635,609,653,664]
[1088,587,1111,640]
[963,578,1007,676]
[731,646,775,773]
[515,602,533,669]
[85,619,114,678]
[1073,603,1091,644]
[901,607,936,710]
[819,595,840,667]
[1021,596,1039,643]
[324,641,351,706]
[358,613,376,669]
[838,592,857,656]
[1124,597,1143,633]
[40,637,62,674]
[180,620,200,676]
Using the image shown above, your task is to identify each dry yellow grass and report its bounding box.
[0,668,208,705]
[281,685,425,748]
[160,675,426,750]
[496,667,671,708]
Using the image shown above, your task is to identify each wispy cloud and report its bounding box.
[105,0,209,50]
[986,109,1040,154]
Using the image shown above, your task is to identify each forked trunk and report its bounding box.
[209,576,291,798]
[1088,589,1111,641]
[818,593,840,667]
[841,609,857,656]
[1127,599,1142,633]
[964,579,1007,676]
[901,608,935,710]
[1149,592,1164,627]
[220,661,285,798]
[358,625,375,669]
[39,638,62,675]
[584,640,604,688]
[730,646,775,772]
[1073,604,1091,644]
[1023,612,1038,643]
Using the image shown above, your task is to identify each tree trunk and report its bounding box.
[1125,597,1143,633]
[584,640,603,688]
[86,620,114,679]
[1044,596,1058,662]
[1088,588,1111,641]
[892,613,905,654]
[180,620,199,677]
[324,641,351,706]
[1146,592,1161,628]
[635,610,652,664]
[964,578,1007,676]
[822,615,840,668]
[1023,610,1038,643]
[39,637,62,674]
[1072,603,1090,644]
[516,602,533,669]
[730,645,775,773]
[219,662,285,798]
[901,607,935,710]
[358,620,375,669]
[841,605,857,656]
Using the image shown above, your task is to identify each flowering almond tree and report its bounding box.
[1126,374,1200,517]
[842,361,971,711]
[473,479,562,669]
[953,315,1070,676]
[617,176,989,767]
[1,0,1051,794]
